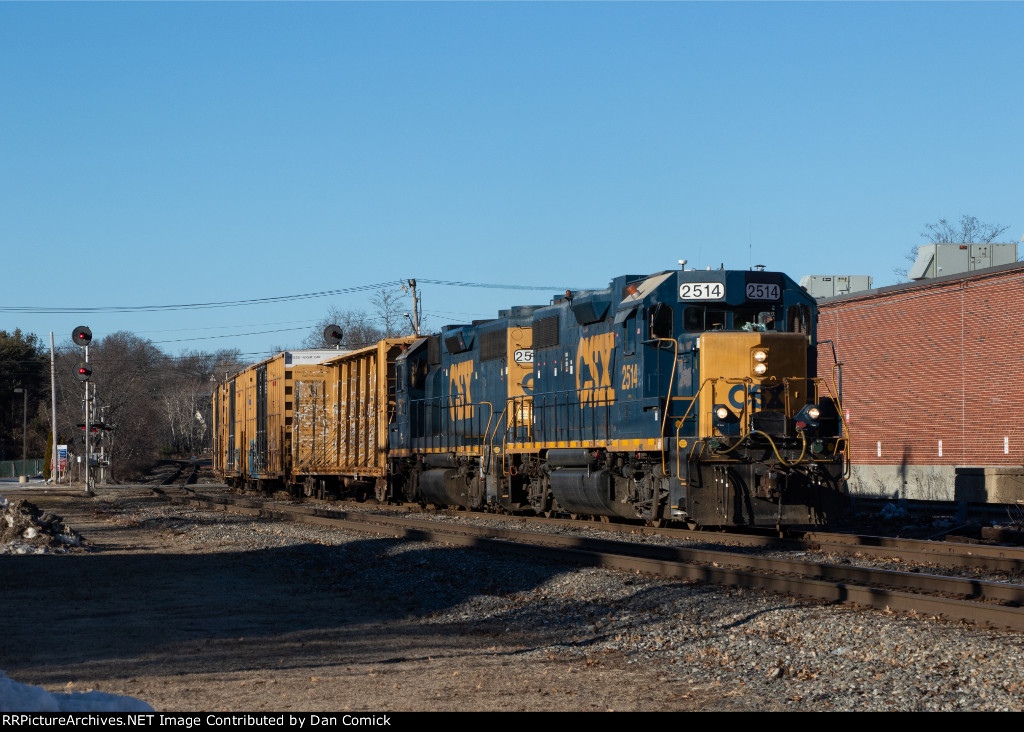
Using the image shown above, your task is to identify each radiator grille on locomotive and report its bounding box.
[533,315,559,349]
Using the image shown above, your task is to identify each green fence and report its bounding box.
[0,459,44,478]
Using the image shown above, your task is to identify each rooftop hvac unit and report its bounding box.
[909,243,1018,280]
[798,275,873,299]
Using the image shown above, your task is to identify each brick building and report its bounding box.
[816,261,1024,502]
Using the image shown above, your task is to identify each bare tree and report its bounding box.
[895,215,1012,277]
[304,288,422,349]
[161,378,210,458]
[923,215,1010,245]
[370,287,406,338]
[302,307,385,350]
[161,348,245,457]
[51,336,248,481]
[53,331,166,481]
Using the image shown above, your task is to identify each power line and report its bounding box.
[0,281,402,314]
[151,326,312,344]
[417,278,567,291]
[140,318,316,334]
[0,278,574,315]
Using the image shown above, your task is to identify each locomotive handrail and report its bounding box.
[509,390,615,446]
[476,400,495,468]
[674,377,717,485]
[674,372,850,482]
[651,337,679,478]
[786,373,851,477]
[486,403,510,477]
[475,401,496,472]
[408,394,493,453]
[818,369,852,479]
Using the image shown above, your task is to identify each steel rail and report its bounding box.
[160,487,1024,631]
[181,487,1024,572]
[435,508,1024,573]
[435,507,1024,573]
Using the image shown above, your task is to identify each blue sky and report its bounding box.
[2,1,1021,361]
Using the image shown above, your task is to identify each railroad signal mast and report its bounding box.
[72,326,94,495]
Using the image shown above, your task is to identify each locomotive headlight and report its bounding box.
[753,349,768,362]
[794,403,822,431]
[712,403,740,435]
[753,362,768,376]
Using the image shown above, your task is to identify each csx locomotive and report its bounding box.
[213,265,849,527]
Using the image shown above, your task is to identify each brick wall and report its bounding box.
[817,264,1024,474]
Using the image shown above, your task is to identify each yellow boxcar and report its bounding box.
[293,337,417,499]
[212,349,352,491]
[212,379,237,481]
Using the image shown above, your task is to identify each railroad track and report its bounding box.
[413,508,1024,574]
[155,485,1024,632]
[151,460,201,488]
[177,484,1024,572]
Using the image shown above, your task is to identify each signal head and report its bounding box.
[74,362,93,382]
[323,324,343,346]
[72,326,93,347]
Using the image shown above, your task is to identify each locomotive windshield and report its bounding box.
[683,305,780,332]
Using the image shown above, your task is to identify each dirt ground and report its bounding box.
[0,485,748,712]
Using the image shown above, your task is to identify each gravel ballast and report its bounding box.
[1,485,1022,712]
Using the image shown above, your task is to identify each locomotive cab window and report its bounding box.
[707,310,728,331]
[733,307,778,332]
[649,302,673,339]
[683,306,704,332]
[787,304,812,335]
[408,359,428,390]
[624,311,637,355]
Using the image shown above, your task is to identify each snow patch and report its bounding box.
[0,670,154,712]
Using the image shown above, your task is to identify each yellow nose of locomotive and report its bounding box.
[698,331,810,439]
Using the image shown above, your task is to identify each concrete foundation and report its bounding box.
[954,467,1024,504]
[848,464,955,501]
[849,464,1024,503]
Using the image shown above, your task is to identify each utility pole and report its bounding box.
[50,332,58,484]
[12,387,26,476]
[402,278,422,336]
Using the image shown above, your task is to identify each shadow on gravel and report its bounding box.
[0,538,568,681]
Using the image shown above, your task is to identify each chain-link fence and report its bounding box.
[0,459,44,478]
